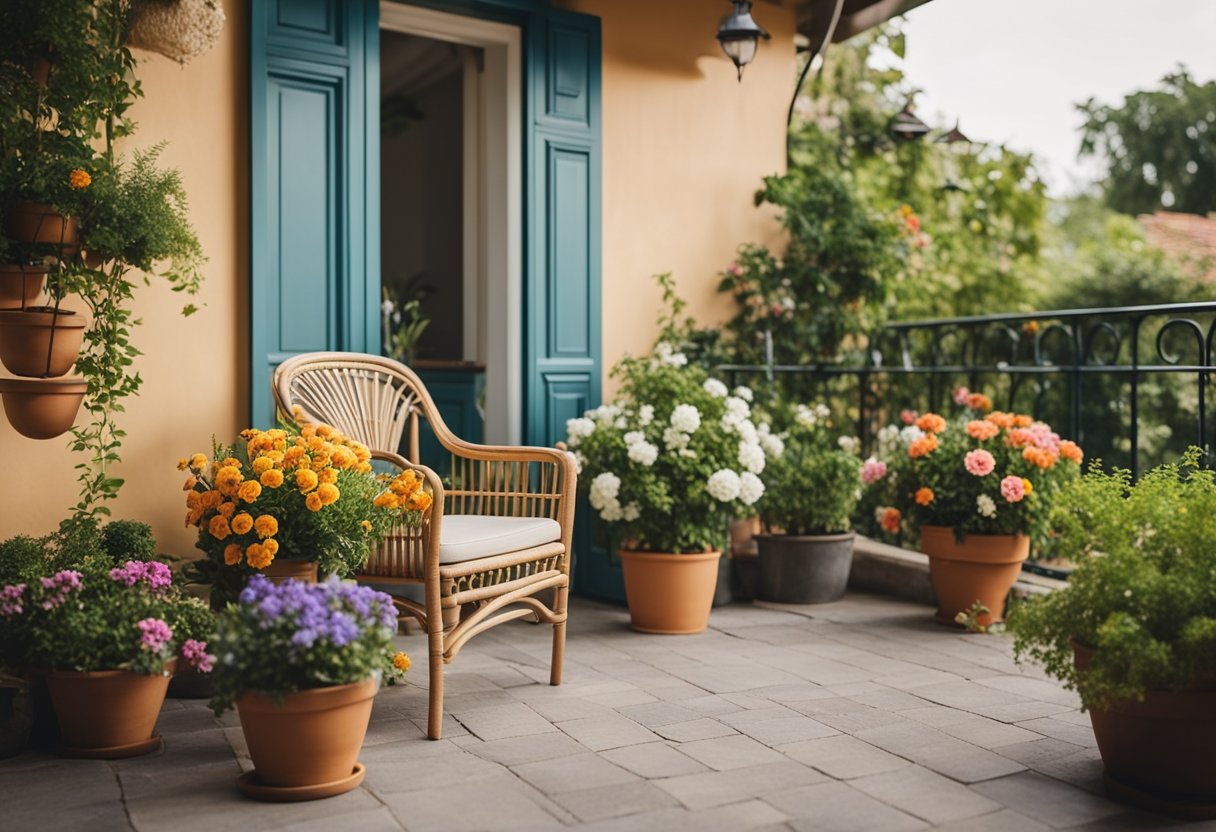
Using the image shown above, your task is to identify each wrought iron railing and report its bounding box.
[720,301,1216,479]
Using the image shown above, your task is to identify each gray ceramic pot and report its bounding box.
[756,532,855,604]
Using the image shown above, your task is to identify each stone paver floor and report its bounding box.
[2,593,1208,831]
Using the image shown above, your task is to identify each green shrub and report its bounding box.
[759,409,861,535]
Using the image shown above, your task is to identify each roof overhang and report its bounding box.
[797,0,935,48]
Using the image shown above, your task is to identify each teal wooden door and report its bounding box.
[249,0,380,427]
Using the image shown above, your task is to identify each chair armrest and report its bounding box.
[370,449,447,505]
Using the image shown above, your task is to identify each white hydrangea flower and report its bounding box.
[663,426,690,450]
[899,425,925,445]
[733,386,754,402]
[702,378,728,397]
[628,441,659,467]
[638,404,655,426]
[565,450,583,474]
[623,430,645,447]
[706,469,742,502]
[679,448,697,459]
[976,494,997,518]
[725,397,751,419]
[735,419,758,444]
[670,404,701,434]
[565,417,595,446]
[615,417,628,429]
[795,403,831,428]
[622,502,641,522]
[600,501,624,522]
[759,432,785,459]
[738,441,766,474]
[838,436,861,454]
[739,472,765,506]
[654,341,689,367]
[589,472,621,510]
[591,404,620,424]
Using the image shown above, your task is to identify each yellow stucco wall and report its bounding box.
[557,0,794,390]
[1,2,248,552]
[1,0,791,548]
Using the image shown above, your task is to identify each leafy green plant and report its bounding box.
[955,601,1002,634]
[381,284,430,364]
[1010,450,1216,709]
[759,406,861,536]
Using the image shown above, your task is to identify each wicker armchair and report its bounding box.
[272,352,575,740]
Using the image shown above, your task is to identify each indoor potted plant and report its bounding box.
[208,575,410,801]
[756,403,862,604]
[1010,449,1216,818]
[886,398,1083,627]
[0,557,214,758]
[182,423,432,606]
[565,344,766,634]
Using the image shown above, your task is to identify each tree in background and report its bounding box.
[1079,68,1216,216]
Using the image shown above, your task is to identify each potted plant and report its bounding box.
[755,403,862,604]
[208,575,409,801]
[0,556,214,758]
[1010,450,1216,818]
[885,397,1083,627]
[565,344,767,634]
[182,423,432,607]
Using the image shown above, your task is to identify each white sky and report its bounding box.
[897,0,1216,196]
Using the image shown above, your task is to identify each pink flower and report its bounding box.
[964,449,996,477]
[953,386,971,405]
[1028,423,1061,452]
[180,639,214,673]
[860,458,888,485]
[110,560,173,592]
[728,262,742,277]
[1000,475,1026,503]
[900,409,919,425]
[0,584,25,617]
[137,618,173,652]
[39,570,82,610]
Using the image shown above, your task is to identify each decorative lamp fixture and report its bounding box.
[717,1,771,82]
[890,105,931,142]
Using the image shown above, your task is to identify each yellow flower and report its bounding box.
[260,468,284,488]
[360,520,372,533]
[223,543,243,566]
[263,538,280,556]
[246,543,274,569]
[330,447,356,470]
[407,491,433,512]
[252,456,274,475]
[208,514,232,541]
[182,475,198,491]
[222,457,242,469]
[201,490,223,510]
[392,652,411,672]
[373,491,400,510]
[176,457,190,471]
[186,491,202,510]
[296,468,319,493]
[231,512,254,535]
[305,492,324,512]
[1022,478,1034,496]
[237,480,263,503]
[190,453,208,470]
[316,482,340,506]
[254,514,278,538]
[68,168,91,190]
[215,465,243,496]
[318,467,338,485]
[217,501,236,519]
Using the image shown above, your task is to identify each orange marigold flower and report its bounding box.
[208,514,232,541]
[966,393,993,412]
[215,465,243,496]
[295,468,319,493]
[176,457,190,471]
[305,492,324,512]
[201,490,223,510]
[182,475,198,491]
[237,480,262,503]
[185,508,203,527]
[217,501,236,519]
[263,538,279,556]
[1059,440,1083,464]
[68,168,91,190]
[190,453,208,470]
[1023,446,1059,469]
[318,467,338,485]
[330,447,357,469]
[360,520,373,533]
[373,491,400,510]
[186,491,202,510]
[252,456,274,475]
[260,468,285,488]
[356,461,373,474]
[392,652,411,672]
[1005,428,1034,448]
[316,483,340,505]
[915,413,947,434]
[985,411,1015,429]
[407,491,433,512]
[880,507,902,535]
[254,514,278,538]
[915,487,935,506]
[1023,320,1040,334]
[1012,414,1033,428]
[908,434,939,459]
[246,543,273,569]
[223,543,242,566]
[966,420,1000,441]
[231,512,254,535]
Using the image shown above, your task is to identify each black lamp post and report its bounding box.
[717,1,770,82]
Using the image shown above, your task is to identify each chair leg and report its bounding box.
[427,627,445,740]
[550,584,568,686]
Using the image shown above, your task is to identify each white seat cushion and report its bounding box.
[439,515,562,564]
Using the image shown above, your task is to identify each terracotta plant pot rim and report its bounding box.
[618,550,721,563]
[1072,639,1216,708]
[920,525,1029,565]
[755,531,855,543]
[237,677,377,714]
[0,308,85,325]
[0,263,50,274]
[0,378,87,394]
[47,660,177,681]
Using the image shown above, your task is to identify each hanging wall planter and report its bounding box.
[4,202,78,251]
[0,264,47,310]
[0,307,86,377]
[0,378,88,439]
[126,0,226,65]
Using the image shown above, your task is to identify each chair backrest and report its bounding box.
[272,352,452,462]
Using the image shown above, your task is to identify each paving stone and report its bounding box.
[731,715,840,745]
[1,760,130,831]
[1025,746,1107,793]
[974,675,1083,708]
[653,718,740,743]
[456,702,559,741]
[678,694,747,717]
[845,687,932,711]
[512,752,637,794]
[929,808,1051,832]
[359,744,504,794]
[849,765,1002,824]
[780,734,911,779]
[1014,716,1098,747]
[972,770,1127,827]
[675,734,788,771]
[549,779,680,822]
[466,731,588,766]
[615,701,704,728]
[654,760,827,810]
[935,716,1043,748]
[768,781,929,832]
[993,736,1085,767]
[915,742,1026,783]
[376,773,564,830]
[600,742,709,778]
[557,715,658,751]
[583,688,659,708]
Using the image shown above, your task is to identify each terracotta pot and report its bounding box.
[919,525,1028,627]
[236,677,377,790]
[0,264,48,310]
[1072,642,1216,817]
[729,516,761,556]
[262,558,318,584]
[0,308,86,377]
[618,550,721,634]
[757,532,855,604]
[4,202,77,250]
[45,664,173,758]
[0,378,87,439]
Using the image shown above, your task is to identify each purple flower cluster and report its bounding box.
[0,583,25,617]
[110,560,173,593]
[39,570,82,610]
[137,617,173,652]
[180,639,214,673]
[239,575,397,651]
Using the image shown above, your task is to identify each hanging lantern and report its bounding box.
[716,1,771,82]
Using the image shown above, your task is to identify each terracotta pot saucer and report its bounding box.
[60,732,162,760]
[237,763,365,802]
[1104,771,1216,821]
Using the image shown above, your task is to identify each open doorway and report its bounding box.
[379,3,522,451]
